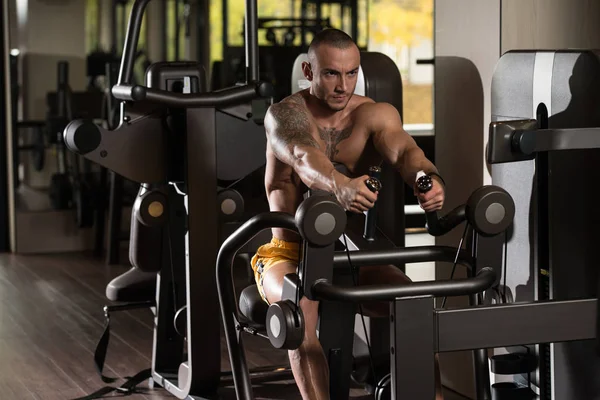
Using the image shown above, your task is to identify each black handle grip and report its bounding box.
[416,173,465,236]
[416,58,435,65]
[363,166,382,241]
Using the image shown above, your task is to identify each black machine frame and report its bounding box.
[65,0,277,398]
[218,173,599,400]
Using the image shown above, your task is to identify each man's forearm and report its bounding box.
[398,146,439,186]
[293,147,349,193]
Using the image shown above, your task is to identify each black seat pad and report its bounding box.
[239,285,268,326]
[106,267,156,302]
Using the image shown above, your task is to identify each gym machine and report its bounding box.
[481,49,600,400]
[286,50,600,400]
[320,51,600,400]
[217,179,515,400]
[64,0,275,398]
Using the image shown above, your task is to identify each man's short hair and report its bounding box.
[308,28,357,61]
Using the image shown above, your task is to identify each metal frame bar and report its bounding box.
[518,127,600,154]
[392,296,436,400]
[392,298,597,399]
[436,299,597,353]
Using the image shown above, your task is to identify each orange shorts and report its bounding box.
[250,238,300,304]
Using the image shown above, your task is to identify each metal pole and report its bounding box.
[469,230,492,400]
[175,0,181,60]
[117,0,152,85]
[244,0,259,82]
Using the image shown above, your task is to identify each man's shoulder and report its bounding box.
[281,91,309,108]
[352,100,403,133]
[268,92,309,116]
[353,99,400,120]
[354,98,397,112]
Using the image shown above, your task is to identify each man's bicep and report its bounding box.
[371,104,418,165]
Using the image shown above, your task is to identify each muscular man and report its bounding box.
[250,28,446,400]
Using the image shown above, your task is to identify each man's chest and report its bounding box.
[314,124,370,163]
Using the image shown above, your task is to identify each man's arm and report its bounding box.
[370,103,438,184]
[370,102,444,211]
[264,101,348,192]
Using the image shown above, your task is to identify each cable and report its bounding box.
[502,229,508,303]
[342,234,378,390]
[440,223,470,309]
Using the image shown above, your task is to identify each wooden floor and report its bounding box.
[0,251,470,400]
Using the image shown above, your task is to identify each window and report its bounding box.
[368,0,433,126]
[211,0,432,125]
[85,0,100,52]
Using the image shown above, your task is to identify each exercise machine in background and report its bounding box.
[64,0,279,398]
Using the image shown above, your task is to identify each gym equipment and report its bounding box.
[483,49,600,399]
[331,49,600,399]
[14,121,46,175]
[217,181,514,400]
[216,15,330,101]
[43,60,106,230]
[64,0,279,398]
[48,61,73,211]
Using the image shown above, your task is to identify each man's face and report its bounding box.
[303,44,360,111]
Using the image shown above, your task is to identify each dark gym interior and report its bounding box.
[2,1,600,400]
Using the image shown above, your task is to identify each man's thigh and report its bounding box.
[358,264,412,286]
[358,264,412,317]
[261,261,298,304]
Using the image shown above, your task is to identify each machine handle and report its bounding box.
[111,81,273,107]
[363,166,382,241]
[416,172,466,236]
[311,267,496,302]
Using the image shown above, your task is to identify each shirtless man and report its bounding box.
[250,28,446,400]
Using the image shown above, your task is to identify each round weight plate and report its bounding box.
[266,300,304,350]
[136,190,168,227]
[295,196,347,247]
[217,188,244,222]
[467,185,515,237]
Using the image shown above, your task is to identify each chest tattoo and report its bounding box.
[318,126,353,160]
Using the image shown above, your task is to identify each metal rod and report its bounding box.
[312,267,496,302]
[245,0,259,82]
[118,0,152,85]
[467,230,492,400]
[517,127,600,154]
[161,0,168,61]
[332,245,474,271]
[217,212,297,400]
[111,82,262,107]
[175,0,181,60]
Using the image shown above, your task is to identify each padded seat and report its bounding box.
[238,284,268,326]
[106,267,157,302]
